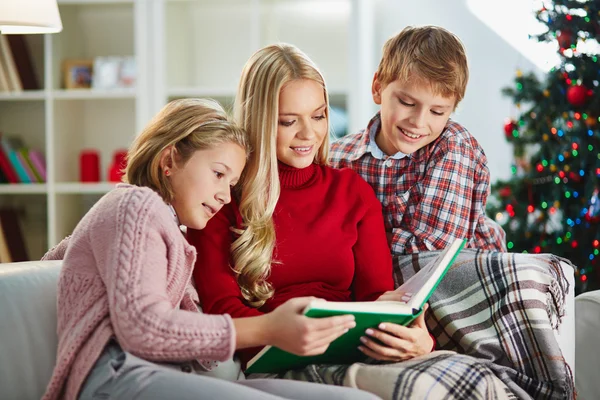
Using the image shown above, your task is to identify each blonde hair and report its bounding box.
[233,43,330,307]
[125,98,249,202]
[376,25,469,107]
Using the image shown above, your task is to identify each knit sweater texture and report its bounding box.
[41,184,235,400]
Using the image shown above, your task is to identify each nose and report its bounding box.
[296,119,316,140]
[409,108,428,129]
[216,184,231,205]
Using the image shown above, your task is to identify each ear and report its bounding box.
[372,73,382,105]
[159,146,174,174]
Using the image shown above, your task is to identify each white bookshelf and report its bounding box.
[0,0,152,259]
[0,0,372,260]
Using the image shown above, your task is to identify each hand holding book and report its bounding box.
[358,303,434,362]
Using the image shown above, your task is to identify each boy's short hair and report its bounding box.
[376,25,469,106]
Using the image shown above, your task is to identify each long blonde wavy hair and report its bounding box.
[232,43,330,307]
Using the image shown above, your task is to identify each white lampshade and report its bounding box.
[0,0,62,34]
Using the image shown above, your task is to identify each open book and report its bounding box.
[245,238,467,374]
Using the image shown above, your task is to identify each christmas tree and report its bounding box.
[487,0,600,294]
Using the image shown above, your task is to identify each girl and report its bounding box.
[189,45,434,368]
[41,98,379,400]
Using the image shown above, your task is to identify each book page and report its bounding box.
[399,238,465,309]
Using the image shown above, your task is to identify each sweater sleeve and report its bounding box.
[97,189,236,362]
[188,202,263,318]
[351,173,395,301]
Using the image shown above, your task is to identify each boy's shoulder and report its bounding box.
[330,130,368,162]
[432,119,486,160]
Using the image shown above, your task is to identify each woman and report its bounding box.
[40,98,379,400]
[188,44,434,368]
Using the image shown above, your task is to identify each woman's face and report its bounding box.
[168,142,245,229]
[276,79,328,169]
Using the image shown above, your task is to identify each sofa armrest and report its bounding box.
[575,289,600,400]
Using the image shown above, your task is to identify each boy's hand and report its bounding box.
[358,303,433,362]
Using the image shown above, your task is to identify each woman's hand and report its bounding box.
[358,303,434,362]
[264,297,356,356]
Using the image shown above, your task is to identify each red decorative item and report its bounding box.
[108,149,128,183]
[499,186,512,198]
[80,150,100,182]
[557,30,574,50]
[566,85,589,107]
[503,119,518,138]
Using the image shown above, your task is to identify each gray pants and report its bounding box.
[79,341,381,400]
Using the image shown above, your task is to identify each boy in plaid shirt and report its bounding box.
[331,25,506,256]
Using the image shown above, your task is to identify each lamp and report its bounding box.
[0,0,62,34]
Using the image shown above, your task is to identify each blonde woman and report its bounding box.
[189,44,435,370]
[40,98,379,400]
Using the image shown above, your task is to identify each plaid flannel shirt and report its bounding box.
[330,112,506,255]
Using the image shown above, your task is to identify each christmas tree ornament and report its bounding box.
[499,186,512,198]
[585,189,600,223]
[557,29,574,50]
[567,84,589,107]
[503,119,518,138]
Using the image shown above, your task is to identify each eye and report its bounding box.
[279,120,295,127]
[431,110,444,116]
[398,98,414,107]
[313,115,326,121]
[214,171,225,179]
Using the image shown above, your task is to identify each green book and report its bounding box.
[245,238,467,374]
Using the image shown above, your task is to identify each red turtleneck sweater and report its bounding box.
[188,162,394,362]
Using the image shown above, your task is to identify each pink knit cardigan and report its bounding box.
[41,184,236,400]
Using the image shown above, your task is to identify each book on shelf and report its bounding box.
[0,139,18,184]
[245,238,467,374]
[5,35,39,91]
[27,150,46,182]
[0,207,29,262]
[0,35,23,92]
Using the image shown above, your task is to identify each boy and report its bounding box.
[331,25,506,256]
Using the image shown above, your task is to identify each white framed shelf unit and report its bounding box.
[0,0,375,260]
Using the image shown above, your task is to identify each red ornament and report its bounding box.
[566,85,589,107]
[503,119,518,138]
[557,30,574,50]
[499,186,512,198]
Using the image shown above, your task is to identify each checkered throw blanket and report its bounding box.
[249,250,574,400]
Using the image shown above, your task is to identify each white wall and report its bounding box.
[369,0,542,183]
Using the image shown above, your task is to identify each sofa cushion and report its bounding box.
[575,290,600,400]
[0,261,61,400]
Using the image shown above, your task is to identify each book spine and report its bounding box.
[20,149,43,183]
[0,36,23,92]
[0,142,19,183]
[6,35,39,91]
[28,150,47,182]
[16,150,37,182]
[8,151,30,183]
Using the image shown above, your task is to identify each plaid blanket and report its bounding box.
[248,250,574,400]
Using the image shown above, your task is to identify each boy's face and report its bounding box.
[372,74,455,155]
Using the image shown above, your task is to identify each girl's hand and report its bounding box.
[358,303,433,362]
[265,297,356,356]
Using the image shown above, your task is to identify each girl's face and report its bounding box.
[276,79,328,169]
[168,142,246,229]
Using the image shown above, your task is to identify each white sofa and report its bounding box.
[0,260,596,399]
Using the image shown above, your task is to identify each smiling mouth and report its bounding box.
[203,204,216,215]
[399,128,425,139]
[290,145,313,155]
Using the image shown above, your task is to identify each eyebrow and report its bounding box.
[395,92,452,109]
[213,162,232,172]
[279,103,327,117]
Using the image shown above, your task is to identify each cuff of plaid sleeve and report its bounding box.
[429,333,436,352]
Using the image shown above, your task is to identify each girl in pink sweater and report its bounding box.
[41,98,379,400]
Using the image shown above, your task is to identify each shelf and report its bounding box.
[167,87,237,98]
[0,91,47,101]
[0,184,48,194]
[58,0,134,4]
[55,182,117,194]
[52,89,137,100]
